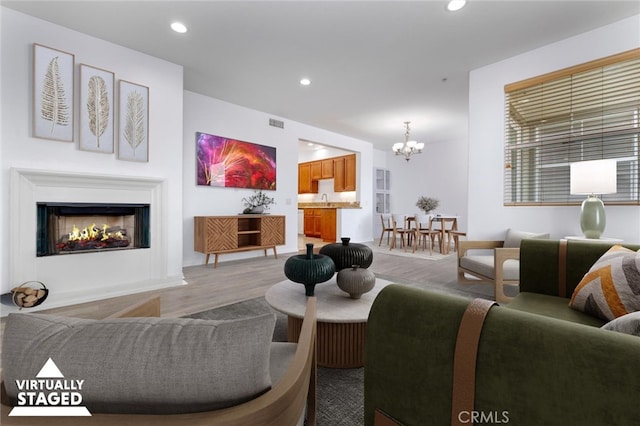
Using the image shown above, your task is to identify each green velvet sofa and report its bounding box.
[364,239,640,426]
[508,238,640,325]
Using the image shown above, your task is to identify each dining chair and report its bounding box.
[390,214,413,250]
[443,216,460,253]
[414,214,439,254]
[431,214,458,254]
[378,214,394,246]
[448,230,467,252]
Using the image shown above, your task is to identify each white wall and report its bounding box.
[386,135,469,231]
[0,8,184,298]
[182,91,374,267]
[369,135,470,240]
[298,145,352,163]
[372,148,388,170]
[468,15,640,242]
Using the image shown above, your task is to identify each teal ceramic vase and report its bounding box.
[319,237,373,271]
[284,243,335,296]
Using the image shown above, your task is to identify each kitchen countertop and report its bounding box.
[298,202,361,209]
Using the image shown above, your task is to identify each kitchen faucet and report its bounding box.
[321,193,328,203]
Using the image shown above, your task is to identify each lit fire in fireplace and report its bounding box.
[57,223,130,252]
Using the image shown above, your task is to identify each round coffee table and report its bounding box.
[265,276,392,368]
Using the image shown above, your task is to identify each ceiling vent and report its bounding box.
[269,118,284,129]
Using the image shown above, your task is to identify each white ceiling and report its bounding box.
[3,1,639,152]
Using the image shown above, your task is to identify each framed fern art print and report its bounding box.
[117,80,149,162]
[33,44,74,142]
[79,64,115,153]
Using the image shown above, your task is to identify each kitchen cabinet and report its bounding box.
[320,209,337,242]
[304,209,322,237]
[321,159,334,178]
[310,161,322,180]
[304,208,337,242]
[344,154,356,190]
[298,163,318,194]
[333,154,356,192]
[333,158,345,192]
[298,154,355,194]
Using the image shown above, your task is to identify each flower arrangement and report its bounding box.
[416,196,439,214]
[242,190,275,213]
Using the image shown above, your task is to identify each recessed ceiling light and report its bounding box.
[300,78,312,86]
[446,0,466,12]
[171,22,187,33]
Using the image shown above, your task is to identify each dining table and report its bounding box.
[402,214,459,254]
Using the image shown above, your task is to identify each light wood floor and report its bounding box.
[0,236,485,343]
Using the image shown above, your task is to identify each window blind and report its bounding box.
[504,48,640,206]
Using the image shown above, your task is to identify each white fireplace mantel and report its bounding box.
[6,168,182,314]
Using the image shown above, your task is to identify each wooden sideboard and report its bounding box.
[194,215,285,268]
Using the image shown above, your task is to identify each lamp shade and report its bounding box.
[570,159,617,195]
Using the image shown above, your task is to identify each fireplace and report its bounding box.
[36,202,151,256]
[7,168,177,313]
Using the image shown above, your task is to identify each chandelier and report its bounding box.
[392,121,424,161]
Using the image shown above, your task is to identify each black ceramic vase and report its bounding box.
[284,243,335,296]
[319,237,373,271]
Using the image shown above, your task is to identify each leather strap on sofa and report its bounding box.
[558,238,568,298]
[451,298,498,426]
[374,408,403,426]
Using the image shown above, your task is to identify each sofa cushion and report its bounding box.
[459,255,519,281]
[503,228,550,248]
[602,312,640,337]
[269,342,297,384]
[569,245,640,321]
[506,292,606,327]
[2,312,276,414]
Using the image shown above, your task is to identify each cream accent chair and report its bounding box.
[457,229,549,303]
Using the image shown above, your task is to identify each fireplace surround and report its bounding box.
[7,168,176,313]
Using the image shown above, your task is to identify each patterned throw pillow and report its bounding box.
[602,311,640,337]
[569,245,640,321]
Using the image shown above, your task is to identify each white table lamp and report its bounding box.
[570,159,617,239]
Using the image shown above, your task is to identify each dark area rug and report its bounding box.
[187,298,364,426]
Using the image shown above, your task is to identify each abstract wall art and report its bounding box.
[196,132,277,189]
[33,44,75,142]
[79,64,115,153]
